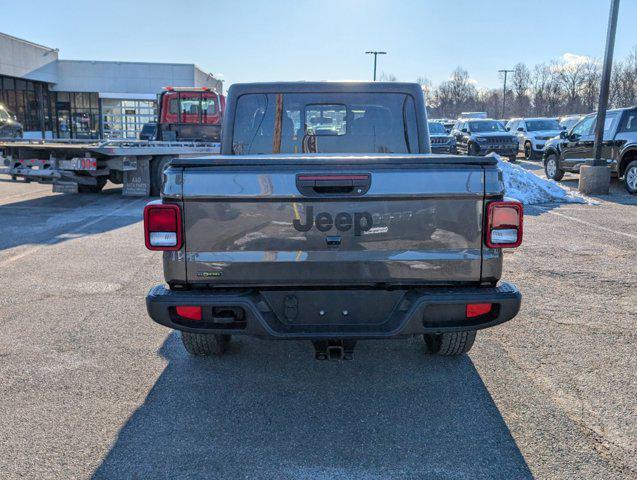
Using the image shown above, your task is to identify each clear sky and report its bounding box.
[3,0,636,92]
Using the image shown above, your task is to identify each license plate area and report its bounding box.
[261,290,406,327]
[59,157,97,171]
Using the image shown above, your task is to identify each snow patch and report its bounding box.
[489,153,596,205]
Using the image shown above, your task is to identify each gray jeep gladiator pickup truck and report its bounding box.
[145,82,523,360]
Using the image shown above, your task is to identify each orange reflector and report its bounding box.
[176,306,202,321]
[466,303,492,318]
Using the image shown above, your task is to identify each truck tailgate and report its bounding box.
[178,156,492,286]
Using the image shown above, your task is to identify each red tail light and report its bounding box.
[144,203,182,251]
[486,201,523,248]
[176,306,202,321]
[466,303,493,318]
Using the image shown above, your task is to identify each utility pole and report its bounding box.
[365,51,386,81]
[579,0,620,194]
[498,69,514,118]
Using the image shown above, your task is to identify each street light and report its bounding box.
[498,69,514,119]
[579,0,620,194]
[365,51,386,81]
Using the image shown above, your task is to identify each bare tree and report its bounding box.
[416,76,433,96]
[511,63,531,116]
[580,60,601,112]
[557,59,587,113]
[423,45,636,119]
[531,63,551,116]
[378,72,397,82]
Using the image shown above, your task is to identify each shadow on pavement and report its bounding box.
[93,333,533,479]
[0,186,148,252]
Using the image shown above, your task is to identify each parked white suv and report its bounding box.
[506,118,563,160]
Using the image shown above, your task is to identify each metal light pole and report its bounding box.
[579,0,620,194]
[498,69,514,118]
[592,0,620,166]
[365,51,386,81]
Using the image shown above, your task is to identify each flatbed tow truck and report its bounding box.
[0,87,224,196]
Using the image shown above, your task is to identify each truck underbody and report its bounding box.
[0,139,220,195]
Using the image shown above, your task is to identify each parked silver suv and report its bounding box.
[506,117,562,160]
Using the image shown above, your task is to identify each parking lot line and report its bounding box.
[540,207,637,240]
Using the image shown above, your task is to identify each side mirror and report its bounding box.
[517,127,524,132]
[559,131,567,139]
[461,128,468,133]
[505,127,510,131]
[445,128,450,134]
[561,126,567,130]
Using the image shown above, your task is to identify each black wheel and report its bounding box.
[423,331,476,356]
[181,332,231,356]
[544,153,564,181]
[150,157,172,196]
[508,155,517,163]
[467,143,479,156]
[78,176,107,193]
[624,160,637,194]
[524,142,534,160]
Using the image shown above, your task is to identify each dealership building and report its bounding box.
[0,32,222,139]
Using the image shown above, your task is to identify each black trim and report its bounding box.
[146,283,521,339]
[169,154,498,168]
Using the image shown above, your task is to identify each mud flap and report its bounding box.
[123,158,150,196]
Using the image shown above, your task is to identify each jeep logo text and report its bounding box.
[293,206,373,236]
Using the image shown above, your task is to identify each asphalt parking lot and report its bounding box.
[0,163,635,480]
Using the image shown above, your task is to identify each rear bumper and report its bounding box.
[146,283,521,339]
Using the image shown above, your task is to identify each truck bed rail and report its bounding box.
[170,153,499,168]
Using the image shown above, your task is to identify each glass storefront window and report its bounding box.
[101,99,157,139]
[0,74,58,136]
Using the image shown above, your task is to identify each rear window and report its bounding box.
[232,92,418,154]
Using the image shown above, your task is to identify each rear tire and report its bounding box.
[468,143,479,156]
[181,332,230,356]
[524,142,535,160]
[150,157,172,196]
[78,176,107,193]
[624,160,637,194]
[544,153,564,181]
[423,331,476,356]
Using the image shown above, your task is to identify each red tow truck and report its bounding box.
[0,87,226,196]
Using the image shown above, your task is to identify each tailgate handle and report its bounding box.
[296,174,371,196]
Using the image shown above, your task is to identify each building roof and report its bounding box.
[0,31,57,52]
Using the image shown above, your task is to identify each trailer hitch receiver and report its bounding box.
[312,339,357,361]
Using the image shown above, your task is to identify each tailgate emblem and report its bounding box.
[293,206,373,236]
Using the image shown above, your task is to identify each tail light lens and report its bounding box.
[175,306,202,321]
[466,303,493,318]
[486,201,523,248]
[144,203,182,250]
